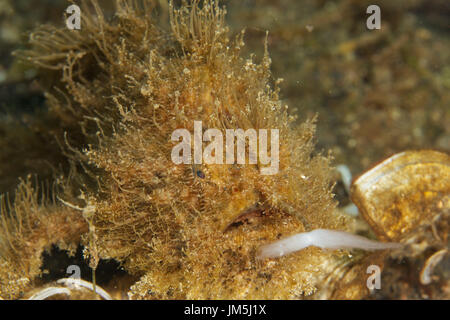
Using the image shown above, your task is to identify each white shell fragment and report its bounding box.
[257,229,402,259]
[420,249,447,285]
[28,287,71,300]
[57,278,113,300]
[336,164,352,194]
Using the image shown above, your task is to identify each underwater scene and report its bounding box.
[0,0,448,300]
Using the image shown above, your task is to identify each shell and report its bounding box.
[350,150,450,242]
[420,249,448,285]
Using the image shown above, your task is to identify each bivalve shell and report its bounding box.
[350,150,450,242]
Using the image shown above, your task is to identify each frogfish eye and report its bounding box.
[196,170,205,179]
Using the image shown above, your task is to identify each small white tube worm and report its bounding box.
[257,229,402,259]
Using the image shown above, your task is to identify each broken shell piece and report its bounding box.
[420,249,448,285]
[24,278,114,300]
[27,287,71,300]
[336,164,352,194]
[350,150,450,242]
[57,278,113,300]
